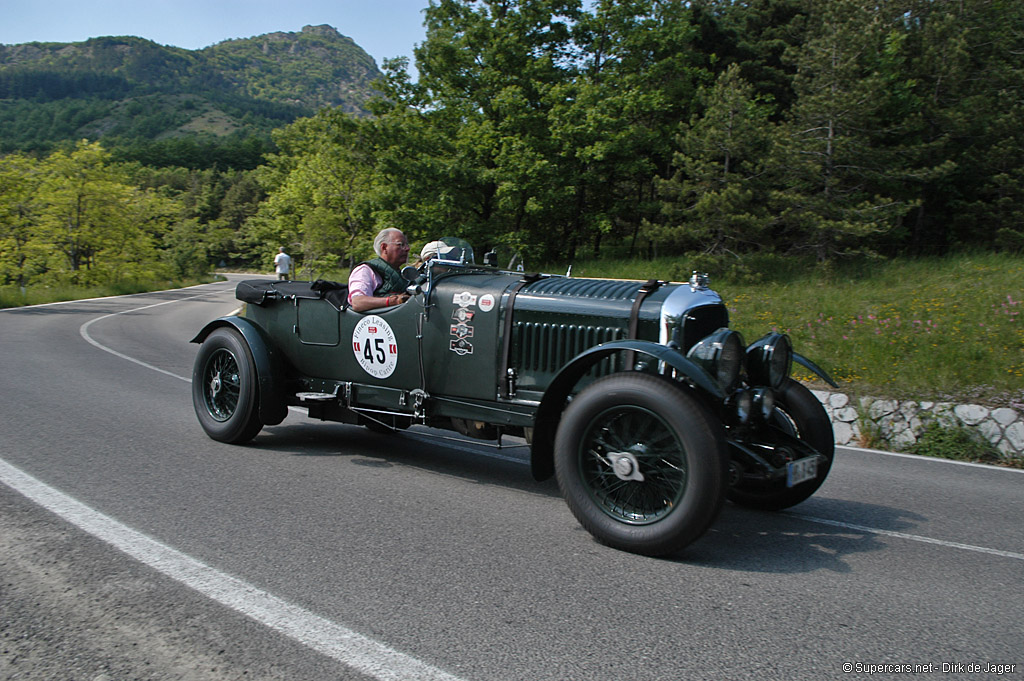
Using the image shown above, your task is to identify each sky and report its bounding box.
[0,0,431,73]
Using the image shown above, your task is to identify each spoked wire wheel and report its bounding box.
[578,405,687,525]
[202,347,241,422]
[555,373,727,556]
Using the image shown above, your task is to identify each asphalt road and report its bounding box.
[1,276,1021,681]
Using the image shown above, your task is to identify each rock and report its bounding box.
[869,399,898,420]
[954,404,990,426]
[833,421,855,445]
[992,408,1019,427]
[1005,421,1024,451]
[979,420,1004,445]
[835,406,859,423]
[900,401,919,419]
[933,404,958,428]
[893,428,917,448]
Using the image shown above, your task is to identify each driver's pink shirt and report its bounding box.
[347,264,382,304]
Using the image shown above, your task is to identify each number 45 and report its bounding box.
[363,337,386,364]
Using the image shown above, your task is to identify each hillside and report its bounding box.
[0,25,383,158]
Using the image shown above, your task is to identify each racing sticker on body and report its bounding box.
[478,294,495,312]
[449,291,477,356]
[352,315,398,378]
[450,338,473,355]
[450,323,474,339]
[452,307,474,324]
[453,291,477,307]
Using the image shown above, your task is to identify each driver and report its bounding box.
[347,228,411,312]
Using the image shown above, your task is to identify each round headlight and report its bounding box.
[687,328,745,392]
[746,333,792,389]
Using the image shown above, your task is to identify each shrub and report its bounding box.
[906,422,1002,464]
[854,403,888,450]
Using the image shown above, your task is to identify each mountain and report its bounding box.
[0,25,384,159]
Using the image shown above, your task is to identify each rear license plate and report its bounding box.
[786,457,818,487]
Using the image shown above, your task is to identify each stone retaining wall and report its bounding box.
[810,390,1024,461]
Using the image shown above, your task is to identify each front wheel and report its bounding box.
[727,379,834,510]
[192,327,263,444]
[554,373,728,556]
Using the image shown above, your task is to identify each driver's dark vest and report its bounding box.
[359,257,405,297]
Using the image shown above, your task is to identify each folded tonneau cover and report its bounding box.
[235,279,349,310]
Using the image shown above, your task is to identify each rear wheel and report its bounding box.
[727,379,834,510]
[192,328,263,444]
[554,373,728,556]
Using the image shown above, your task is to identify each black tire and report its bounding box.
[727,379,834,511]
[192,327,263,444]
[554,373,728,556]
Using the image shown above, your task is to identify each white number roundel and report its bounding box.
[352,315,398,378]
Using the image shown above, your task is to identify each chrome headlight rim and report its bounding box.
[686,328,745,392]
[746,333,792,389]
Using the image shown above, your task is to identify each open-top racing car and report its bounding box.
[192,238,837,556]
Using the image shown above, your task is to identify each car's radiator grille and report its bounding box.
[681,305,730,351]
[515,322,624,375]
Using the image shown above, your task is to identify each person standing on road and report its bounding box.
[274,247,292,281]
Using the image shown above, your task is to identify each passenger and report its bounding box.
[419,240,458,263]
[347,228,411,312]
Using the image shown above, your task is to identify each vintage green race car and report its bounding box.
[191,238,837,556]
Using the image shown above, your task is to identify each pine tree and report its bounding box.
[656,64,777,256]
[768,0,911,262]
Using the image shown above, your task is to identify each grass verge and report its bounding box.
[562,251,1023,410]
[0,276,220,309]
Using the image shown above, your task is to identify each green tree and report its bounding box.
[0,153,44,287]
[402,0,582,259]
[656,64,778,256]
[32,141,177,284]
[895,0,1024,252]
[564,0,711,260]
[768,0,912,262]
[249,110,378,270]
[704,0,807,114]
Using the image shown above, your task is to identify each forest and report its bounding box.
[1,0,1022,289]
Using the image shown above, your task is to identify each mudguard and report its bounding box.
[793,352,838,388]
[530,339,722,481]
[191,316,288,426]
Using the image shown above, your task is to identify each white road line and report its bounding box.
[57,285,469,679]
[838,445,1024,473]
[79,293,213,382]
[788,513,1024,561]
[0,459,467,681]
[0,280,229,311]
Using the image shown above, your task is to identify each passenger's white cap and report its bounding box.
[420,241,458,260]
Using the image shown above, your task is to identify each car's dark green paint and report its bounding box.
[191,242,836,556]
